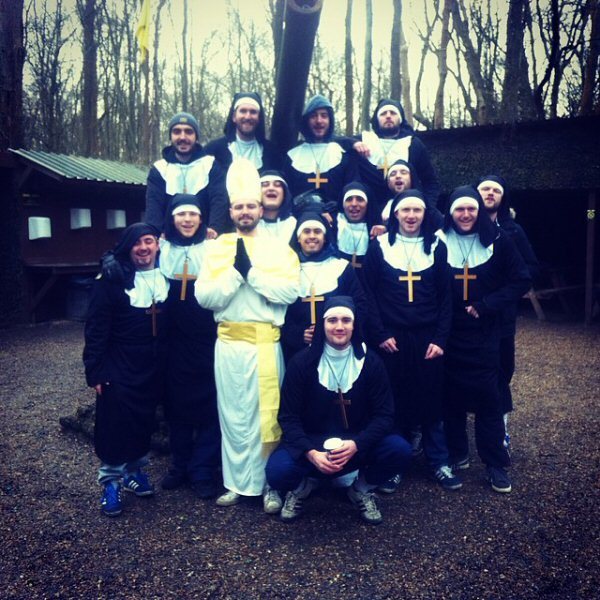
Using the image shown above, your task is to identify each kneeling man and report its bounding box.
[266,296,411,524]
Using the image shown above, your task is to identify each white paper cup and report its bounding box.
[323,437,343,454]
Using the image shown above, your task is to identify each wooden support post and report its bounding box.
[585,191,596,326]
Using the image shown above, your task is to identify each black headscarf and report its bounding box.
[290,211,338,263]
[102,222,160,289]
[307,295,366,364]
[340,181,378,229]
[387,189,438,254]
[223,92,267,143]
[387,158,423,191]
[443,185,499,247]
[164,193,207,246]
[370,98,414,138]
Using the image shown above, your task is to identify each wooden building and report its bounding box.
[5,149,148,322]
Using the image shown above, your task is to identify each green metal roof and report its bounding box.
[9,149,148,186]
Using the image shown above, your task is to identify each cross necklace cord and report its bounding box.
[398,235,422,303]
[322,350,353,430]
[174,246,197,301]
[177,164,189,194]
[455,235,478,302]
[300,266,326,325]
[307,144,330,189]
[137,268,162,337]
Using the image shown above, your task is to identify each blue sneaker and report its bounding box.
[101,483,122,517]
[451,455,470,471]
[433,465,463,490]
[487,466,512,493]
[123,471,155,497]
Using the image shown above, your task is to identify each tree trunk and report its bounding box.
[151,0,167,160]
[344,0,354,135]
[533,0,560,119]
[270,0,285,83]
[360,0,373,130]
[449,0,494,124]
[398,2,413,125]
[434,0,451,128]
[271,0,323,154]
[390,0,402,100]
[501,0,536,122]
[580,0,600,114]
[79,0,98,156]
[181,0,189,109]
[0,0,24,150]
[0,0,25,325]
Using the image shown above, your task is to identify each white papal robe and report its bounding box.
[195,233,300,496]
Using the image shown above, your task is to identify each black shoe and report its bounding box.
[487,466,512,493]
[161,471,187,490]
[190,479,218,499]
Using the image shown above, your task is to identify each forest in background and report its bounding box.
[1,0,599,165]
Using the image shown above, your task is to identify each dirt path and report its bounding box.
[0,318,598,599]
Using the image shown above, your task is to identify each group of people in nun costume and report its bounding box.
[83,91,536,522]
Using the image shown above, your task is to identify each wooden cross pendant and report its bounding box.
[455,262,477,301]
[350,253,362,269]
[146,301,162,337]
[334,388,351,429]
[301,285,325,325]
[399,267,422,302]
[174,259,197,301]
[377,155,390,179]
[307,169,329,189]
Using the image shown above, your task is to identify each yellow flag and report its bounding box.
[136,0,151,64]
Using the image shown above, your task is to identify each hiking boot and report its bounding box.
[433,465,463,490]
[216,490,241,507]
[190,479,218,499]
[280,478,314,522]
[161,470,187,491]
[123,471,155,497]
[347,483,383,525]
[377,473,402,494]
[451,455,470,471]
[263,485,283,515]
[487,466,512,493]
[100,482,122,517]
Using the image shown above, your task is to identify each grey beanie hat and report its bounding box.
[168,112,200,138]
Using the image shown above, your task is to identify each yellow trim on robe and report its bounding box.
[203,233,299,281]
[217,322,282,444]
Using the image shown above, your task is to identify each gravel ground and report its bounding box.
[0,317,598,599]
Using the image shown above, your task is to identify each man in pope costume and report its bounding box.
[195,158,300,512]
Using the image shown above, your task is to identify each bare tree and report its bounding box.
[580,0,600,114]
[360,0,373,130]
[344,0,354,135]
[434,0,451,128]
[390,0,402,101]
[77,0,99,156]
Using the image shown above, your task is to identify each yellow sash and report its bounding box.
[217,322,282,445]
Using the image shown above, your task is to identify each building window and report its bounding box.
[28,216,52,240]
[106,209,126,229]
[70,208,92,229]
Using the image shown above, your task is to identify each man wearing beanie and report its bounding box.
[477,175,539,451]
[440,186,530,494]
[145,112,229,237]
[283,95,358,211]
[195,159,300,514]
[204,92,282,172]
[83,223,169,517]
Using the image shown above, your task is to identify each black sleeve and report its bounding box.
[511,222,540,283]
[362,241,391,346]
[353,354,395,455]
[409,137,440,209]
[82,278,113,387]
[431,242,452,350]
[206,161,230,234]
[145,167,167,232]
[278,353,317,459]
